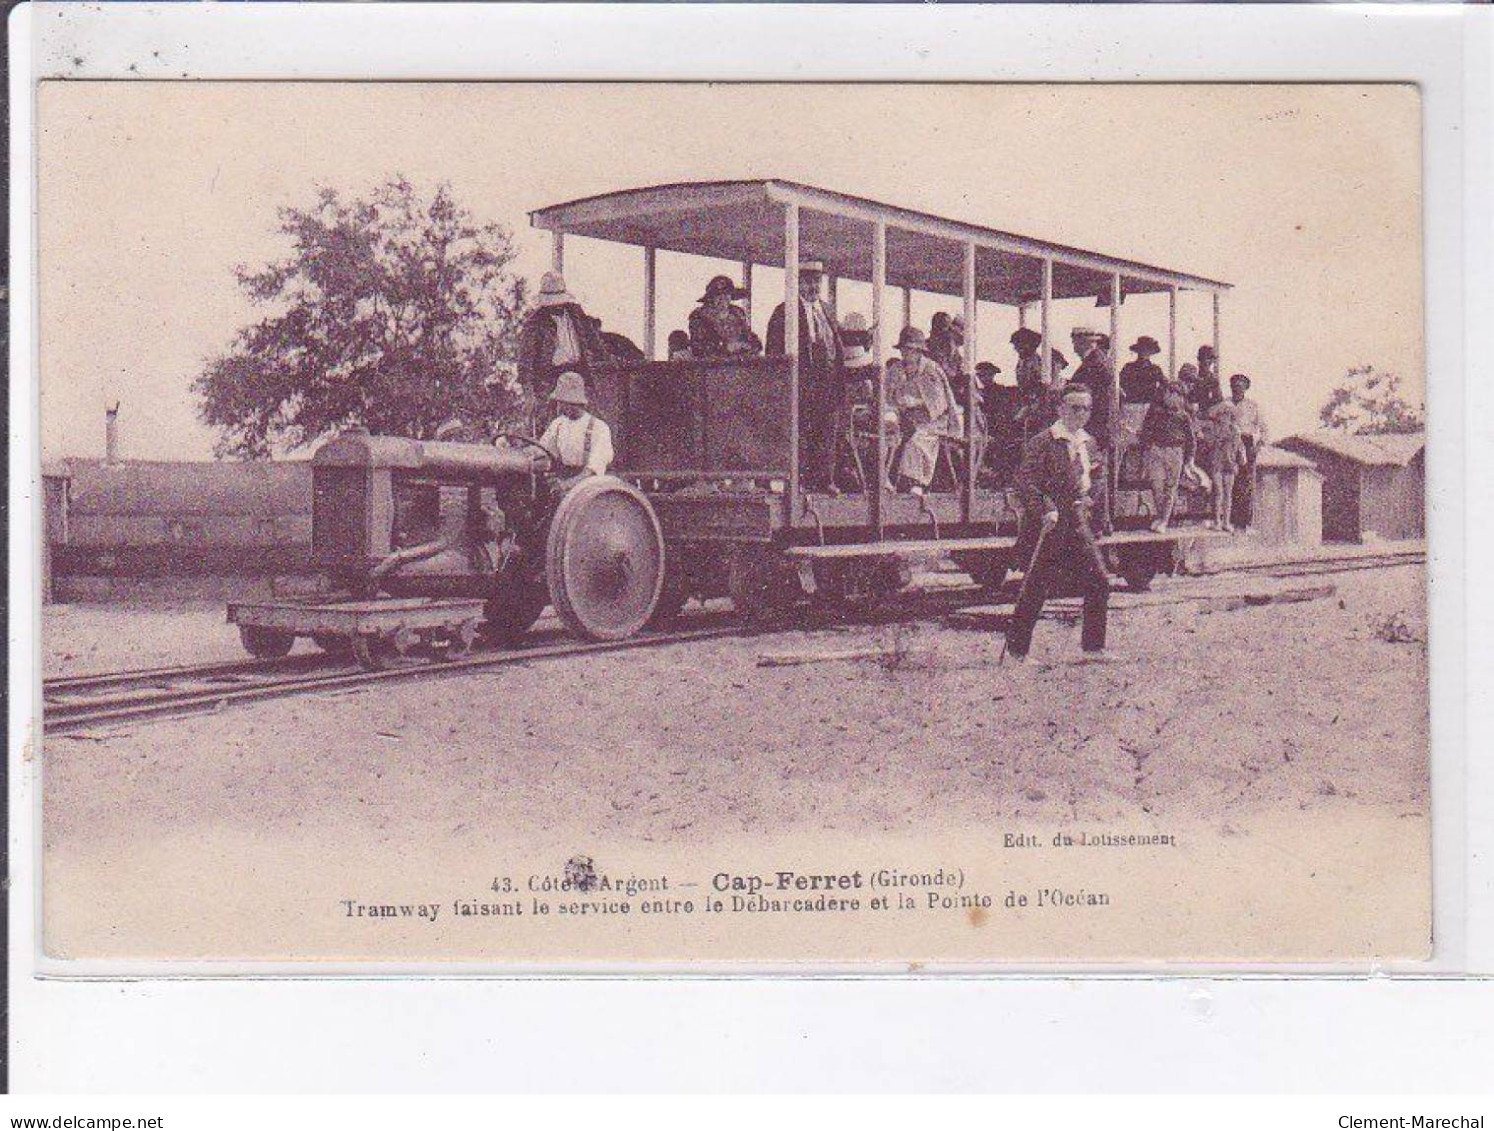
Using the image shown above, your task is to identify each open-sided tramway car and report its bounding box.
[251,179,1233,659]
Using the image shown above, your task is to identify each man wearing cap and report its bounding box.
[893,326,963,494]
[1228,373,1267,529]
[518,272,605,412]
[767,260,844,491]
[1007,381,1110,659]
[536,371,614,488]
[1120,336,1165,405]
[1071,328,1117,531]
[688,275,761,358]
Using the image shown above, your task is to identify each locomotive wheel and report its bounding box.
[951,551,1009,595]
[483,578,550,646]
[239,625,295,660]
[727,546,799,625]
[545,476,665,642]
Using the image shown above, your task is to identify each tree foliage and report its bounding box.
[1318,365,1424,435]
[195,178,529,458]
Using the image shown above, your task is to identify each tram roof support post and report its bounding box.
[643,245,657,361]
[963,241,978,524]
[740,261,753,329]
[1109,273,1123,502]
[871,221,887,538]
[902,287,913,334]
[1040,258,1053,388]
[1213,291,1223,378]
[551,232,564,275]
[1168,286,1178,381]
[784,203,801,518]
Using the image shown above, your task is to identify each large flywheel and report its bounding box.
[545,476,666,641]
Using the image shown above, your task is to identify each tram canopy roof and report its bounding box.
[530,179,1231,307]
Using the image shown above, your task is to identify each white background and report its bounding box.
[8,1,1493,1093]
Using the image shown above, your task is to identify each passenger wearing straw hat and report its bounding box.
[767,259,845,491]
[518,271,605,411]
[536,371,614,486]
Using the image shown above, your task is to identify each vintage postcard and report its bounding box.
[36,81,1428,965]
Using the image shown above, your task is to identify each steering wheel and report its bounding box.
[497,433,554,469]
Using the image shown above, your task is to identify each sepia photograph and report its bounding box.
[35,81,1429,965]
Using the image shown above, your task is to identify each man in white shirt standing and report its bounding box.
[1228,373,1268,529]
[537,371,614,490]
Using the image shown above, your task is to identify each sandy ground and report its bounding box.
[38,564,1430,962]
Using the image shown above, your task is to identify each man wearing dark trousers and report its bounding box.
[1006,382,1110,660]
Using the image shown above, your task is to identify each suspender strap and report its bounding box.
[580,417,596,472]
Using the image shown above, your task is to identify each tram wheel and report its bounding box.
[546,476,665,642]
[239,625,295,660]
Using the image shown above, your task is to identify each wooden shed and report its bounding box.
[1251,445,1323,546]
[41,460,72,603]
[1277,431,1424,544]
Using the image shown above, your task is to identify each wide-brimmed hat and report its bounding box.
[896,326,928,351]
[1131,336,1161,356]
[535,271,576,308]
[1010,327,1042,350]
[798,259,827,276]
[842,343,875,368]
[698,274,747,303]
[1229,372,1252,389]
[550,371,589,407]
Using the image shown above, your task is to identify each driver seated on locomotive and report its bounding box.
[536,371,614,491]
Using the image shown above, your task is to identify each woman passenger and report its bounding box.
[687,275,761,358]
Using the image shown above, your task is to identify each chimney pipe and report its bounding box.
[105,402,120,465]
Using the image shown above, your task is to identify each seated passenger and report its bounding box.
[667,330,694,361]
[892,327,963,495]
[687,275,762,358]
[538,371,614,489]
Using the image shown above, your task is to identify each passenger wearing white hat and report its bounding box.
[766,259,845,491]
[518,271,604,413]
[537,371,614,481]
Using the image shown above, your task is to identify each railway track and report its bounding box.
[42,548,1423,735]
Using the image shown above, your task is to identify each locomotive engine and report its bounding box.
[309,429,667,644]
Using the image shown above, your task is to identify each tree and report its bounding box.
[1318,365,1424,435]
[195,178,529,458]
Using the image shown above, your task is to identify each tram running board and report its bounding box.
[784,528,1232,560]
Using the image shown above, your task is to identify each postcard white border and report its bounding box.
[9,0,1492,1091]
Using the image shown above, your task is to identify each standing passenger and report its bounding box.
[1120,336,1165,405]
[1197,397,1247,531]
[1228,373,1267,529]
[1071,328,1117,532]
[1138,381,1196,532]
[1007,382,1110,659]
[518,273,605,414]
[767,260,844,492]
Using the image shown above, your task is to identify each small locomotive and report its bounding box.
[229,428,669,667]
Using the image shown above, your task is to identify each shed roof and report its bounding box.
[1256,445,1321,471]
[530,179,1231,307]
[1278,430,1425,468]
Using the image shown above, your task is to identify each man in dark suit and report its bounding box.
[1006,382,1111,660]
[767,259,844,491]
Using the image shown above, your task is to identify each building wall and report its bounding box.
[1359,452,1425,541]
[1252,465,1323,545]
[1314,454,1363,543]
